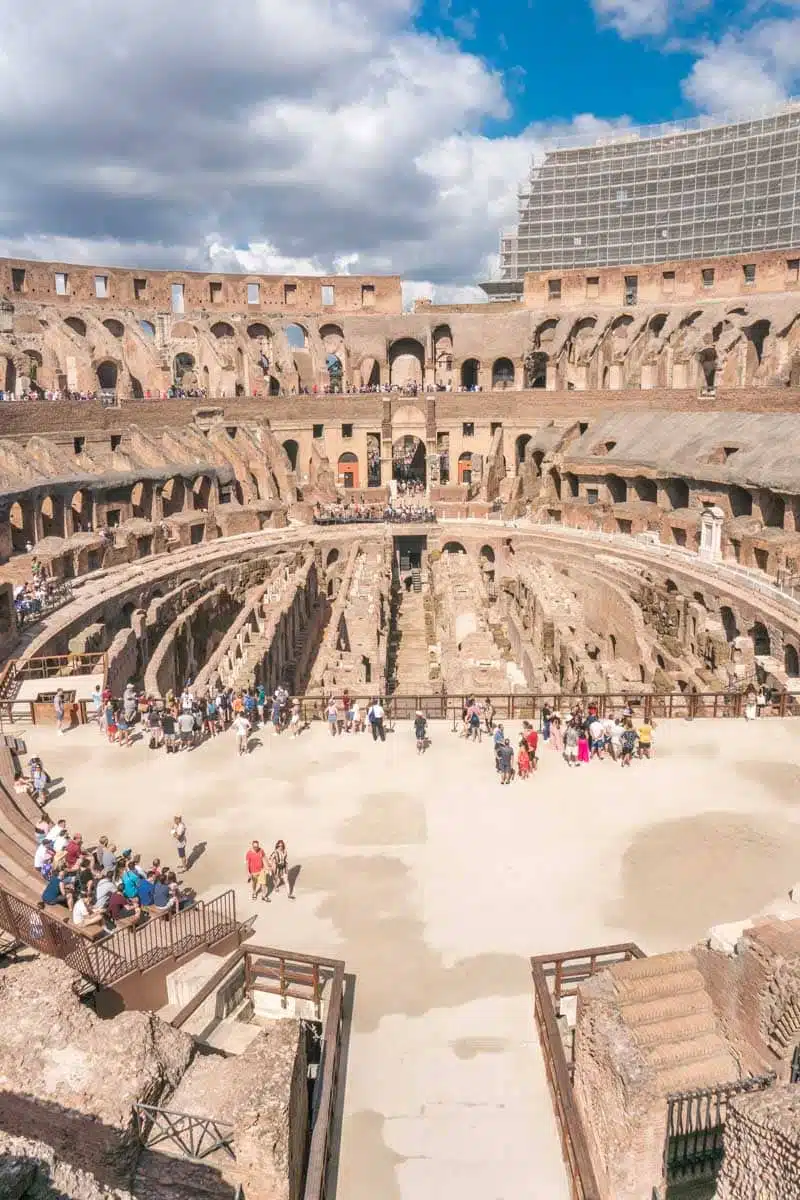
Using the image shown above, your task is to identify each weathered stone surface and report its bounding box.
[717,1084,800,1200]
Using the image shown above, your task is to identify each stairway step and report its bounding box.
[614,968,706,1003]
[612,952,697,984]
[655,1054,739,1095]
[620,991,713,1027]
[631,1011,718,1047]
[645,1032,728,1070]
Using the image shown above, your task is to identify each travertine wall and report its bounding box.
[717,1085,800,1200]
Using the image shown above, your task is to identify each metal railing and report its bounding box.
[530,944,645,1200]
[0,883,240,988]
[170,943,346,1200]
[134,1103,235,1161]
[664,1073,776,1185]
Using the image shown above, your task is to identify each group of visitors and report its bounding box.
[325,694,387,741]
[313,501,435,525]
[396,479,425,497]
[244,839,294,902]
[32,812,192,934]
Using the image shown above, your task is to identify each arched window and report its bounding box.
[786,644,799,677]
[492,358,515,388]
[140,320,155,340]
[247,323,270,339]
[285,324,307,349]
[211,321,234,339]
[96,361,118,390]
[460,359,480,390]
[749,622,771,656]
[65,316,86,337]
[283,440,299,470]
[173,353,195,382]
[103,319,124,338]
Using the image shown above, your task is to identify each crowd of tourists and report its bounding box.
[30,807,193,934]
[453,698,655,782]
[313,500,435,525]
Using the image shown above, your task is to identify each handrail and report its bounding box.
[134,1102,235,1161]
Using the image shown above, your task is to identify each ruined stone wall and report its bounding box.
[717,1084,800,1200]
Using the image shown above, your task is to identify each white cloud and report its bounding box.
[592,0,671,37]
[682,18,800,114]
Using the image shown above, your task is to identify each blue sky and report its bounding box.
[0,0,797,299]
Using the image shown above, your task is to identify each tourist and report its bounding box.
[94,871,116,915]
[28,757,50,805]
[517,737,531,779]
[64,832,83,872]
[523,721,539,770]
[496,738,514,785]
[162,707,177,753]
[41,869,69,909]
[541,701,553,741]
[53,688,66,735]
[289,698,302,737]
[351,697,363,733]
[549,714,564,755]
[637,719,655,759]
[466,699,482,742]
[107,883,139,926]
[232,711,251,756]
[564,720,580,767]
[205,694,219,737]
[414,710,428,754]
[151,874,172,912]
[246,839,268,901]
[177,707,195,750]
[341,690,352,732]
[271,692,282,734]
[269,840,294,899]
[483,697,495,735]
[34,838,53,878]
[71,893,105,929]
[90,684,103,724]
[588,713,605,760]
[367,698,386,742]
[326,698,339,736]
[620,721,638,767]
[171,815,188,872]
[577,725,590,766]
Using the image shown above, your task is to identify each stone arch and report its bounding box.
[161,476,186,518]
[70,488,92,533]
[192,475,212,511]
[679,310,703,330]
[698,347,717,388]
[65,316,87,337]
[649,313,668,336]
[210,321,234,339]
[749,621,771,656]
[457,451,472,485]
[729,485,753,518]
[492,357,515,388]
[96,360,118,390]
[285,323,307,350]
[527,351,548,388]
[392,434,426,483]
[40,494,65,539]
[762,492,785,528]
[320,323,344,352]
[433,324,453,384]
[131,480,153,520]
[337,452,359,489]
[785,644,799,677]
[607,474,627,503]
[4,359,15,395]
[665,578,679,594]
[664,478,690,510]
[633,476,658,503]
[139,320,155,340]
[720,606,738,642]
[282,440,299,471]
[610,314,634,337]
[269,376,280,395]
[8,500,31,550]
[746,319,771,366]
[326,548,340,567]
[389,338,425,388]
[173,352,195,382]
[247,322,270,339]
[443,541,467,554]
[549,467,562,500]
[460,358,480,389]
[102,318,124,338]
[534,318,559,348]
[516,434,532,467]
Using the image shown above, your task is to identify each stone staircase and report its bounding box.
[391,588,432,692]
[610,952,739,1094]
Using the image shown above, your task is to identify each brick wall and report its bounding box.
[717,1084,800,1200]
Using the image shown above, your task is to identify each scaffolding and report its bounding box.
[485,100,800,293]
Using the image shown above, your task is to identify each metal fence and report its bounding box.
[664,1073,776,1185]
[134,1103,235,1161]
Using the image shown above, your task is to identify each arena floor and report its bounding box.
[26,714,800,1200]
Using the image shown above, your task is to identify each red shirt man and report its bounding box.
[525,728,539,755]
[246,841,267,900]
[64,835,83,870]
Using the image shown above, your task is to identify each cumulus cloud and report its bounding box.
[592,0,711,39]
[682,18,800,114]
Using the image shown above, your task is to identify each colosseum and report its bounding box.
[3,106,800,1200]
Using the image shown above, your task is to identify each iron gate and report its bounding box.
[663,1073,775,1185]
[791,1045,800,1084]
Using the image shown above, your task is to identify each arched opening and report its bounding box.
[492,357,515,389]
[161,476,186,518]
[131,481,153,520]
[96,361,118,391]
[70,489,92,534]
[120,602,136,629]
[173,353,195,383]
[750,621,771,656]
[269,376,281,395]
[786,644,799,677]
[4,359,16,396]
[40,495,65,539]
[549,467,562,501]
[762,492,785,528]
[730,486,753,518]
[720,606,738,642]
[527,351,548,388]
[247,323,270,339]
[285,324,306,350]
[607,474,627,503]
[433,324,453,385]
[283,440,299,471]
[337,452,359,489]
[211,321,234,339]
[392,435,426,484]
[665,579,679,594]
[443,542,467,555]
[326,549,339,567]
[460,358,480,390]
[516,434,532,468]
[131,376,143,398]
[139,320,155,340]
[479,544,495,563]
[326,354,343,393]
[664,478,690,510]
[698,348,717,388]
[633,477,657,503]
[389,338,425,389]
[65,317,86,337]
[103,319,124,338]
[746,319,770,365]
[8,501,29,551]
[192,476,212,511]
[649,313,667,337]
[457,451,472,485]
[609,633,617,659]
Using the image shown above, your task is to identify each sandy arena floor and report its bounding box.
[22,714,800,1200]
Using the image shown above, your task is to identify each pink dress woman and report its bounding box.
[577,732,590,764]
[549,718,564,755]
